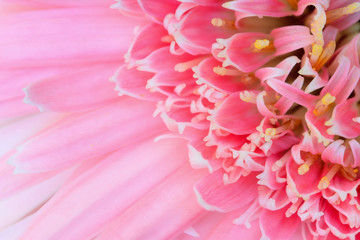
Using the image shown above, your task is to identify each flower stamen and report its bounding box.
[174,57,206,72]
[161,35,175,43]
[211,18,235,29]
[253,39,274,52]
[326,2,360,24]
[341,167,359,181]
[313,93,336,116]
[239,90,257,103]
[213,66,242,76]
[318,164,341,190]
[298,153,318,175]
[312,41,336,71]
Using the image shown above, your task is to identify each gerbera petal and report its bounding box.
[213,93,263,135]
[21,138,196,240]
[0,7,143,68]
[137,0,179,23]
[194,169,258,212]
[24,64,120,112]
[8,99,165,173]
[260,206,301,240]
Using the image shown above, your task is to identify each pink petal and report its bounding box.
[222,32,275,72]
[24,63,120,112]
[260,206,301,240]
[349,139,360,167]
[321,56,351,99]
[194,169,258,212]
[172,6,236,55]
[0,97,38,119]
[125,23,169,67]
[196,58,247,93]
[112,0,144,17]
[321,140,346,165]
[112,65,164,101]
[4,0,113,7]
[272,25,314,56]
[0,7,144,68]
[0,170,70,230]
[0,215,34,240]
[327,98,360,139]
[323,203,360,239]
[8,99,166,173]
[266,78,316,108]
[201,214,261,240]
[21,138,199,240]
[95,158,207,240]
[287,155,322,197]
[223,0,293,17]
[137,0,179,23]
[213,93,263,135]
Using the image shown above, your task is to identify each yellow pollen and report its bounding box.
[213,66,243,76]
[321,93,336,105]
[298,153,317,175]
[354,169,359,173]
[298,164,309,175]
[265,128,277,136]
[318,176,330,190]
[254,39,270,51]
[213,66,226,76]
[161,35,174,43]
[312,41,336,71]
[317,164,341,190]
[326,2,360,24]
[211,18,235,29]
[312,44,323,57]
[174,57,206,72]
[313,93,336,116]
[239,91,255,103]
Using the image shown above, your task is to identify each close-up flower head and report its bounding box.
[1,0,360,239]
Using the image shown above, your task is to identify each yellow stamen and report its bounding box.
[312,41,336,71]
[313,93,336,116]
[310,44,323,64]
[298,154,317,175]
[265,128,277,136]
[211,18,235,29]
[253,39,270,51]
[161,35,174,43]
[298,164,309,175]
[318,164,341,190]
[309,11,326,46]
[321,93,336,105]
[326,2,360,24]
[174,57,206,72]
[318,176,330,190]
[213,66,242,76]
[239,91,256,103]
[264,128,277,141]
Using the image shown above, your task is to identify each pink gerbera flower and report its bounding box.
[2,0,360,239]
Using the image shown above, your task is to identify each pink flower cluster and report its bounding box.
[111,0,360,239]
